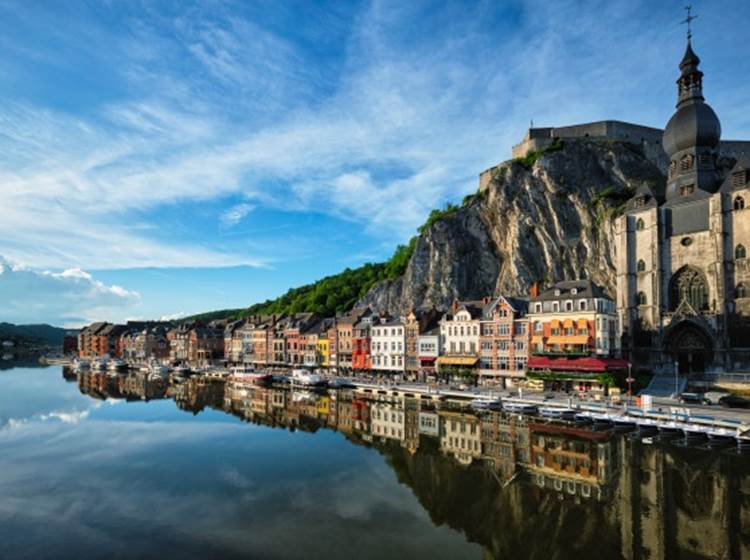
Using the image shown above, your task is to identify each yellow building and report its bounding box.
[317,338,329,367]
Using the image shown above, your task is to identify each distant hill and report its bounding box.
[181,241,416,323]
[0,323,70,346]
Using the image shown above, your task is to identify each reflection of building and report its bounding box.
[371,396,405,441]
[480,411,530,480]
[616,36,750,377]
[528,422,614,500]
[418,410,440,437]
[439,410,481,465]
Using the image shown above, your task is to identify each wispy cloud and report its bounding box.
[0,0,747,276]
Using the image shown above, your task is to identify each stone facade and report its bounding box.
[616,38,750,377]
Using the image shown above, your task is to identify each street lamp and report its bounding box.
[625,363,634,407]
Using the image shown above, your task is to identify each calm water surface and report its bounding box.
[1,365,749,560]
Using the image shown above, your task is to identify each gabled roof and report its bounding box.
[625,182,661,212]
[482,295,529,318]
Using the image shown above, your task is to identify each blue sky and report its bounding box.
[1,0,748,327]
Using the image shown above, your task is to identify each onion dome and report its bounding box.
[662,40,721,158]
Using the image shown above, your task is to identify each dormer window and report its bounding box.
[554,289,560,296]
[680,184,695,197]
[579,300,587,311]
[680,154,694,171]
[634,196,647,208]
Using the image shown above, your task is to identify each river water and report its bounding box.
[0,365,748,560]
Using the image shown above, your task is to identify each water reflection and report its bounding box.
[1,366,749,560]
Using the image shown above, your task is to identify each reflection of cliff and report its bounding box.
[380,437,750,560]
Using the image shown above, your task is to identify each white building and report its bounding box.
[371,318,406,373]
[417,327,442,373]
[438,300,484,371]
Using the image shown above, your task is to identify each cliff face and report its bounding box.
[358,139,665,314]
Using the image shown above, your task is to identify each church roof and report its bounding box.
[719,154,750,193]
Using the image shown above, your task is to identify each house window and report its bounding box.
[735,196,746,210]
[637,259,646,272]
[736,244,747,260]
[579,300,587,311]
[636,218,645,231]
[680,184,695,197]
[738,284,747,299]
[636,292,647,306]
[634,196,646,208]
[552,302,559,312]
[565,301,573,311]
[534,303,542,313]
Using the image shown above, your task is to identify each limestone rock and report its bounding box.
[357,139,665,314]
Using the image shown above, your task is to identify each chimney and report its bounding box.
[530,282,539,298]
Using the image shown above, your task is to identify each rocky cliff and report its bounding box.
[357,138,666,314]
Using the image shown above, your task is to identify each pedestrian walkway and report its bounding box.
[640,371,686,397]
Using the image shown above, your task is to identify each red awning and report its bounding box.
[527,356,629,373]
[419,357,437,364]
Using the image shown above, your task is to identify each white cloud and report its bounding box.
[0,255,140,326]
[220,203,255,228]
[0,1,746,273]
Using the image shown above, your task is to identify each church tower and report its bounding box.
[662,38,722,202]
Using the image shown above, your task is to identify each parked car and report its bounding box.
[718,395,750,409]
[704,391,730,405]
[678,392,710,405]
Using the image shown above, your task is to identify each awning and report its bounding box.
[437,356,479,366]
[531,336,544,344]
[563,319,574,328]
[419,356,437,363]
[545,336,589,345]
[528,356,629,373]
[551,319,561,328]
[577,319,588,329]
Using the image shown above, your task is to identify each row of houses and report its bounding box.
[76,279,625,388]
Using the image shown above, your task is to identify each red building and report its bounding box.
[351,319,372,370]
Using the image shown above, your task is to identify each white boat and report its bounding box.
[108,359,126,371]
[92,359,107,370]
[229,365,255,375]
[73,359,90,370]
[539,407,577,419]
[290,369,326,386]
[502,401,538,414]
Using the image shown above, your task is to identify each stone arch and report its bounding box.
[664,321,713,376]
[669,266,708,311]
[734,195,745,210]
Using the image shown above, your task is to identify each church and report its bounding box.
[615,31,750,379]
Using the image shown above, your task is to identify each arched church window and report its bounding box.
[734,196,745,210]
[737,284,747,299]
[736,244,747,260]
[636,259,646,272]
[636,218,645,231]
[669,267,709,311]
[636,292,647,306]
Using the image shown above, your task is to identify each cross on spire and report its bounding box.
[681,5,698,41]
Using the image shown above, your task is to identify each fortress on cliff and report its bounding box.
[479,120,750,192]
